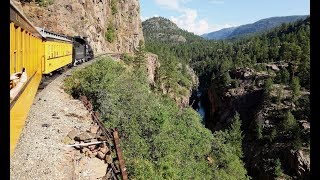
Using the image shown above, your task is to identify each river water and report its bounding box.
[196,91,206,124]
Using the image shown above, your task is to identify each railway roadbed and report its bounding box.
[10,57,121,180]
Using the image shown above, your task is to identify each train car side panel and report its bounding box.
[10,24,43,156]
[43,41,72,74]
[10,1,44,156]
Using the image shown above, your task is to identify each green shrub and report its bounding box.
[64,58,249,179]
[274,158,283,177]
[290,77,301,102]
[263,78,273,101]
[269,128,277,142]
[37,0,54,7]
[253,121,263,140]
[211,112,250,180]
[121,53,134,65]
[111,0,118,14]
[282,111,298,134]
[105,24,116,43]
[231,79,239,88]
[275,69,290,84]
[275,87,283,104]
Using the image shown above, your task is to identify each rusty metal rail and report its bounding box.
[113,131,128,179]
[79,95,128,180]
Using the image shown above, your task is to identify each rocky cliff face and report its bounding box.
[145,53,159,86]
[205,67,310,179]
[14,0,144,54]
[206,68,265,132]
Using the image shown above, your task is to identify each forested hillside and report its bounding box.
[143,16,310,179]
[64,14,309,180]
[143,17,203,43]
[202,15,308,40]
[64,52,249,179]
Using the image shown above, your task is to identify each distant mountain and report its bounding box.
[142,17,203,43]
[201,26,237,40]
[202,15,308,40]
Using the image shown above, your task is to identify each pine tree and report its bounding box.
[283,111,298,133]
[227,112,244,158]
[274,158,283,177]
[134,40,146,69]
[290,77,300,102]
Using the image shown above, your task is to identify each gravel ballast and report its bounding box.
[10,59,108,180]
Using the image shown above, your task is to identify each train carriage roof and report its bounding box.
[36,27,72,43]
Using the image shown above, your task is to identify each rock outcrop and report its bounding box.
[204,67,310,179]
[206,68,265,131]
[13,0,144,54]
[145,53,159,86]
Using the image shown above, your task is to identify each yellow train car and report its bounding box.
[10,1,74,157]
[37,28,73,74]
[10,0,44,156]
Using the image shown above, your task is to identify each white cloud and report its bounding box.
[170,9,210,35]
[154,0,234,35]
[141,15,160,21]
[209,23,238,32]
[141,16,149,21]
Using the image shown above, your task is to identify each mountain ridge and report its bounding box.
[202,15,308,40]
[142,17,203,43]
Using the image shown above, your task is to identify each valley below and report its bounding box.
[14,0,310,179]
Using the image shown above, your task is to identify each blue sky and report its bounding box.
[140,0,310,35]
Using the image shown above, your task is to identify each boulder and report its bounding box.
[91,151,98,158]
[289,149,310,179]
[67,129,79,140]
[97,151,105,160]
[62,136,74,145]
[88,145,96,151]
[100,146,109,154]
[105,154,113,164]
[270,64,280,71]
[244,71,252,79]
[90,125,100,134]
[296,149,310,178]
[81,147,89,154]
[75,132,96,141]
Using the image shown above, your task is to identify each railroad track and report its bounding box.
[37,53,122,92]
[79,96,128,180]
[36,54,128,179]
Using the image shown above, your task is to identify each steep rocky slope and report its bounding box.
[13,0,144,54]
[205,67,310,179]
